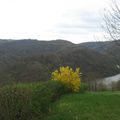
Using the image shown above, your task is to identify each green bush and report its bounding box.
[29,83,52,115]
[0,80,87,120]
[0,83,52,120]
[79,83,88,93]
[45,81,69,101]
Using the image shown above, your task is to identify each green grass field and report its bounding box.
[44,92,120,120]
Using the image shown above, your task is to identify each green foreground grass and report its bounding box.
[44,92,120,120]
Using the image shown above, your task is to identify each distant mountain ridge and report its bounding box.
[0,39,74,55]
[0,39,119,54]
[0,39,120,84]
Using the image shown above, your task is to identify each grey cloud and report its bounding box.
[57,23,100,29]
[54,9,102,35]
[79,11,102,23]
[55,28,88,35]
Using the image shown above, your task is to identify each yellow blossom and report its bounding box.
[51,66,81,92]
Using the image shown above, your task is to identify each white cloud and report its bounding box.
[0,0,109,43]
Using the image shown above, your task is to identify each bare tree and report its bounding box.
[103,0,120,41]
[103,0,120,68]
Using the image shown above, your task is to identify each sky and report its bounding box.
[0,0,110,43]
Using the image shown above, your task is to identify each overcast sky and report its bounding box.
[0,0,110,43]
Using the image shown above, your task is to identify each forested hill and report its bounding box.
[0,39,74,55]
[0,39,120,84]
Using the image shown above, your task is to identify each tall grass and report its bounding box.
[0,82,52,120]
[0,80,88,120]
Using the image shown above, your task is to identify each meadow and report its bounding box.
[0,82,120,120]
[44,92,120,120]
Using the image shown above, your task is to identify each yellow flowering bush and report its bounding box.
[51,66,81,92]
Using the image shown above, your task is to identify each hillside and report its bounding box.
[79,40,120,58]
[0,39,73,56]
[0,39,120,84]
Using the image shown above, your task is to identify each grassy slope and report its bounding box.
[44,92,120,120]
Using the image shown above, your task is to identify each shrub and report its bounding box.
[79,83,88,93]
[0,83,52,120]
[45,81,68,101]
[51,66,81,92]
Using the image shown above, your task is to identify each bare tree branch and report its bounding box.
[103,0,120,42]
